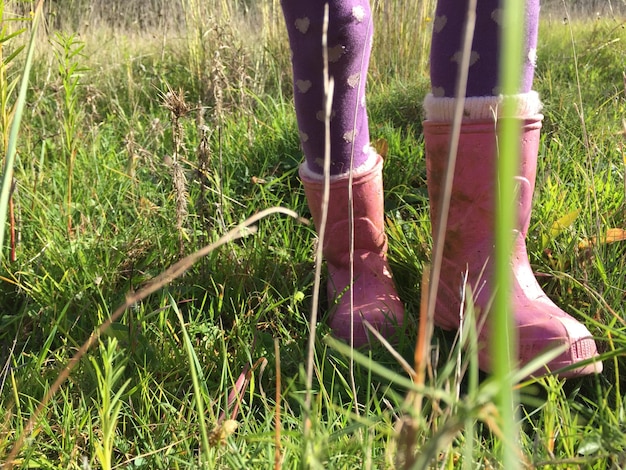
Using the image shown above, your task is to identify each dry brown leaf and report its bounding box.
[579,228,626,249]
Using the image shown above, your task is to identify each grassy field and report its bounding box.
[1,0,626,468]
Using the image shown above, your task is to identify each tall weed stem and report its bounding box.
[52,32,87,235]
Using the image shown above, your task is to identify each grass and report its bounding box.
[1,0,626,468]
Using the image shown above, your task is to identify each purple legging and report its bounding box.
[281,0,373,175]
[430,0,540,97]
[281,0,540,175]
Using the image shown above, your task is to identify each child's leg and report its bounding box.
[430,0,539,98]
[424,0,601,377]
[281,1,404,346]
[281,0,374,175]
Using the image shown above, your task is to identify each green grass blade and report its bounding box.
[495,0,525,467]
[0,0,43,259]
[170,293,211,467]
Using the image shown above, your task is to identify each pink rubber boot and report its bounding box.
[424,95,602,377]
[300,153,405,347]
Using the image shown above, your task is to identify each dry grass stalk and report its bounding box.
[195,107,212,230]
[394,0,477,464]
[303,3,334,440]
[124,129,138,180]
[394,266,432,468]
[161,84,191,255]
[171,159,188,254]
